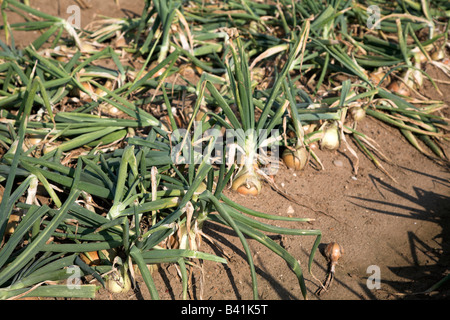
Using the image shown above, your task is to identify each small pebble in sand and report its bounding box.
[333,160,344,167]
[287,205,294,214]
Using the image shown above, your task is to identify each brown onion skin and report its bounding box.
[325,242,344,272]
[387,81,410,96]
[231,172,261,196]
[236,184,259,196]
[282,147,308,171]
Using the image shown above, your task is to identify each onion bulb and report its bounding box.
[431,49,445,61]
[349,106,366,122]
[94,80,114,98]
[27,135,43,145]
[25,135,44,150]
[79,82,94,101]
[231,169,261,196]
[106,265,131,294]
[55,54,68,63]
[325,242,344,273]
[387,81,410,96]
[320,122,340,151]
[316,242,344,296]
[70,81,94,100]
[413,51,427,65]
[369,69,389,86]
[282,147,308,171]
[179,64,202,77]
[411,45,434,65]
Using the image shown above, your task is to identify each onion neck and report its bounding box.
[243,133,257,173]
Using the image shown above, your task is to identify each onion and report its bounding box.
[26,135,44,149]
[166,212,202,251]
[27,135,43,145]
[387,81,410,96]
[431,49,445,61]
[320,122,340,151]
[303,123,317,134]
[94,80,114,98]
[80,82,94,101]
[55,55,68,63]
[282,147,308,171]
[316,242,344,296]
[231,169,261,196]
[325,242,343,273]
[167,231,180,249]
[179,64,202,77]
[70,81,94,100]
[349,106,366,122]
[411,45,433,64]
[413,51,427,65]
[106,265,131,294]
[369,69,389,86]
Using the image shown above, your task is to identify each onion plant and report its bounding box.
[202,22,311,196]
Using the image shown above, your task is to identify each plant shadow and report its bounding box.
[349,169,450,299]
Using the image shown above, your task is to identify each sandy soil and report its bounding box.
[1,0,449,301]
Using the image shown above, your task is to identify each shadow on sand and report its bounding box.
[350,166,450,299]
